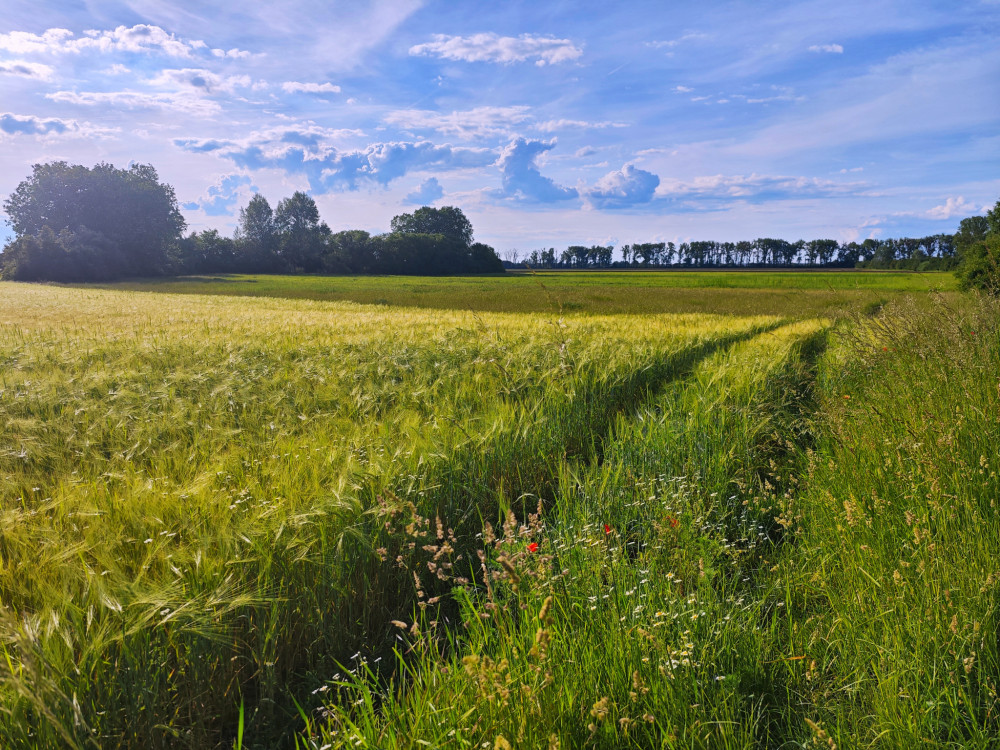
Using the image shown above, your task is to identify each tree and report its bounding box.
[390,206,474,247]
[327,230,373,274]
[234,194,280,272]
[2,161,184,279]
[956,199,1000,293]
[0,226,126,281]
[172,229,238,274]
[274,191,330,272]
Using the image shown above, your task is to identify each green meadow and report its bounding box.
[92,269,957,316]
[0,272,996,749]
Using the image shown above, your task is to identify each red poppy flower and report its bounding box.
[604,524,612,535]
[527,542,539,553]
[668,516,679,529]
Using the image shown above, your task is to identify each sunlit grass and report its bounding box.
[81,269,959,317]
[0,280,994,750]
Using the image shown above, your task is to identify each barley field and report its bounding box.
[0,276,996,749]
[91,269,957,317]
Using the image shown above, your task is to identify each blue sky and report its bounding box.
[1,0,998,255]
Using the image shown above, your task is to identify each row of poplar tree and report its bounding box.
[518,235,962,271]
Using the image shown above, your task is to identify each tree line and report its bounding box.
[515,235,961,271]
[0,161,503,282]
[1,161,997,287]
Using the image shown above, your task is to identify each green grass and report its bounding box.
[83,269,958,317]
[0,278,995,749]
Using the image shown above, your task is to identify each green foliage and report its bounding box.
[1,161,185,279]
[955,200,1000,293]
[390,206,475,247]
[0,226,127,281]
[957,234,1000,294]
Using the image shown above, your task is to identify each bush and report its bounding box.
[956,234,1000,294]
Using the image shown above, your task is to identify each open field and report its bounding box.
[87,270,959,317]
[1,278,997,749]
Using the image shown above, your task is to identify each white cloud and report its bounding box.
[494,138,578,202]
[212,48,253,59]
[583,163,660,209]
[174,130,495,193]
[0,25,252,59]
[654,173,866,201]
[47,89,221,116]
[0,28,76,55]
[646,32,710,50]
[385,106,531,138]
[673,85,693,93]
[182,174,258,216]
[0,60,55,80]
[404,176,445,205]
[104,63,130,75]
[409,33,582,66]
[535,119,628,132]
[149,68,253,94]
[808,43,844,53]
[0,111,119,139]
[281,81,341,94]
[923,196,982,220]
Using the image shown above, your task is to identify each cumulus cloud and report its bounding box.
[281,81,341,94]
[212,48,253,59]
[923,196,982,220]
[494,138,577,202]
[404,177,445,205]
[0,28,77,55]
[0,25,252,59]
[149,68,253,94]
[0,111,118,138]
[175,131,494,193]
[182,174,257,216]
[385,106,531,138]
[809,44,844,53]
[410,33,582,66]
[47,89,221,116]
[583,164,660,209]
[0,60,55,80]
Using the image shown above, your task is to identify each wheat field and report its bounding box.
[0,279,996,749]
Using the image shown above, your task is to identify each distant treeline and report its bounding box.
[2,161,996,284]
[0,162,503,282]
[511,235,960,271]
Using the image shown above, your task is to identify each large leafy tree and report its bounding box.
[390,206,474,247]
[274,191,330,272]
[2,161,185,279]
[234,193,279,271]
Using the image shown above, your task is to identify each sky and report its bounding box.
[1,0,998,256]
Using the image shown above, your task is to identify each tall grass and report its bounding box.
[0,283,773,748]
[302,295,1000,749]
[303,320,829,748]
[2,280,995,749]
[86,270,956,317]
[781,294,1000,747]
